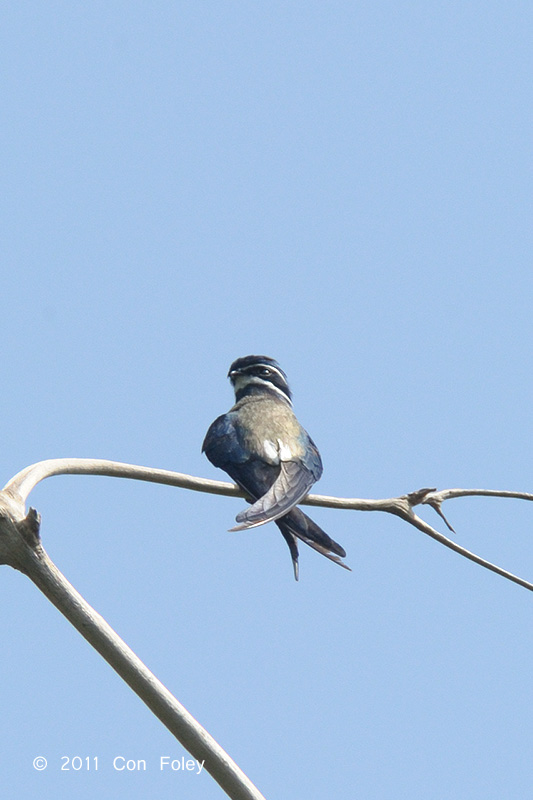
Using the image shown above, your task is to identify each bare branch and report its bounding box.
[387,502,533,593]
[3,457,241,505]
[304,485,533,592]
[4,458,533,593]
[0,497,266,800]
[422,487,533,505]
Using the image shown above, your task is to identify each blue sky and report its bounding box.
[1,2,533,798]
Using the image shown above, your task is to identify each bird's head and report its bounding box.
[228,355,292,404]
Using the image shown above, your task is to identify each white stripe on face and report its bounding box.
[232,373,292,403]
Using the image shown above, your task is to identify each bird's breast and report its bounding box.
[233,396,304,464]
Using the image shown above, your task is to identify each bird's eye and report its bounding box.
[260,368,271,376]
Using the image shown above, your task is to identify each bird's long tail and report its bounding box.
[276,508,350,580]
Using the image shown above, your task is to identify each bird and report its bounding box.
[202,355,349,579]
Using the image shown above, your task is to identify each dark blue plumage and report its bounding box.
[202,355,349,579]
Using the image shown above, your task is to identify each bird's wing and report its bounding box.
[229,460,315,530]
[202,413,248,467]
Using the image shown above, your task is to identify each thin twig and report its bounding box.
[422,487,533,504]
